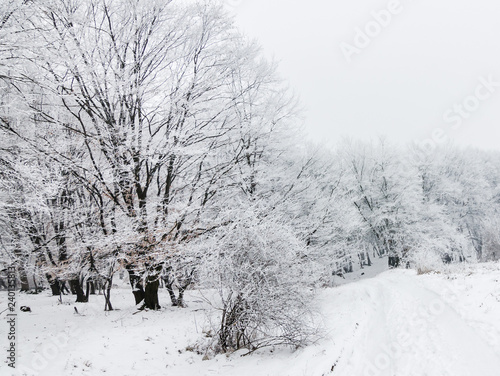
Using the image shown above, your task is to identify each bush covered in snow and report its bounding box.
[198,215,318,354]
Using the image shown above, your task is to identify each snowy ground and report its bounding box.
[2,261,500,376]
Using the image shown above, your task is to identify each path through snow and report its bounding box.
[330,270,500,376]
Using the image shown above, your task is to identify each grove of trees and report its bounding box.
[1,0,499,355]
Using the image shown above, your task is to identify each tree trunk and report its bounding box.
[177,277,193,308]
[46,273,61,295]
[103,277,113,311]
[177,269,194,307]
[89,280,96,295]
[19,267,30,292]
[85,281,91,302]
[69,279,87,303]
[165,281,179,306]
[33,275,40,293]
[126,266,145,305]
[177,287,187,308]
[144,276,160,310]
[61,281,70,294]
[85,280,96,301]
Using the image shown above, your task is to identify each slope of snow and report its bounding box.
[332,253,389,286]
[2,262,500,376]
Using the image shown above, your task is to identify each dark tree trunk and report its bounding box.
[46,273,61,296]
[69,281,77,294]
[103,277,113,311]
[88,280,96,295]
[69,279,87,303]
[126,266,145,305]
[388,255,400,268]
[85,280,96,301]
[144,276,160,310]
[85,281,91,302]
[132,280,145,305]
[61,281,70,294]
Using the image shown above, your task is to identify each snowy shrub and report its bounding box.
[198,215,319,355]
[411,248,446,274]
[408,228,472,274]
[409,241,465,274]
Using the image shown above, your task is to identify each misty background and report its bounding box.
[229,0,500,149]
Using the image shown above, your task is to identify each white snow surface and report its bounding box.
[2,262,500,376]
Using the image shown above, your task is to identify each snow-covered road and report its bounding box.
[330,271,500,376]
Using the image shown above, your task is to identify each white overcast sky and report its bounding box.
[226,0,500,150]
